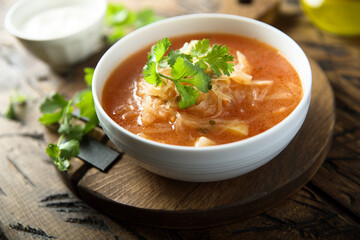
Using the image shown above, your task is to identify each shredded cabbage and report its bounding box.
[125,42,282,146]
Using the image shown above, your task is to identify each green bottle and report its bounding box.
[301,0,360,36]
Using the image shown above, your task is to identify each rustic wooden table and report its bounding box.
[1,0,360,239]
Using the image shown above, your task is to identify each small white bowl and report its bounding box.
[93,14,312,182]
[5,0,107,71]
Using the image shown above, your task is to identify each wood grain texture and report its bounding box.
[1,0,360,239]
[71,58,335,228]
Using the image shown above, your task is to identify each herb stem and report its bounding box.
[57,134,65,145]
[159,73,175,82]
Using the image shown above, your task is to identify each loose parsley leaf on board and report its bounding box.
[38,93,68,125]
[142,38,234,109]
[39,68,98,171]
[3,90,28,120]
[39,92,68,113]
[75,90,99,134]
[46,140,79,172]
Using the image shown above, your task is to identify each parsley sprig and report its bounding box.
[39,68,98,171]
[143,38,234,109]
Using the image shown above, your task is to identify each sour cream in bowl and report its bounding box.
[5,0,107,71]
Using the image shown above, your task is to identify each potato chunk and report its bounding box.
[195,137,216,147]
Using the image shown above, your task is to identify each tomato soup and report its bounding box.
[102,33,303,146]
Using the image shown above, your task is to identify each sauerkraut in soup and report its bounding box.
[102,33,303,146]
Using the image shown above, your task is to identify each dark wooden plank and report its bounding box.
[310,106,360,219]
[205,186,360,239]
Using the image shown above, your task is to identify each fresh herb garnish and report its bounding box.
[105,4,162,43]
[143,38,234,109]
[3,90,27,120]
[39,68,98,171]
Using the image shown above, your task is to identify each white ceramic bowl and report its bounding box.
[4,0,107,71]
[93,14,312,182]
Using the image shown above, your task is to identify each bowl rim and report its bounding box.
[4,0,107,41]
[93,13,312,153]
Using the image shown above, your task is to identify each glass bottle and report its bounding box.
[301,0,360,36]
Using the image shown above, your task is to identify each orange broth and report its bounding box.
[101,33,303,146]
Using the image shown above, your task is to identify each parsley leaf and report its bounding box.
[75,90,99,134]
[167,49,192,67]
[201,44,234,76]
[3,90,28,120]
[4,102,16,120]
[46,143,66,171]
[143,61,162,86]
[174,82,199,109]
[39,68,98,171]
[143,38,171,86]
[171,57,211,93]
[105,4,162,43]
[187,39,234,76]
[135,9,159,28]
[56,101,85,142]
[142,38,234,108]
[190,38,210,56]
[39,92,68,114]
[106,4,135,26]
[171,57,197,80]
[46,140,79,172]
[58,124,85,142]
[59,140,80,160]
[84,68,94,87]
[149,37,171,63]
[38,93,69,125]
[38,111,64,125]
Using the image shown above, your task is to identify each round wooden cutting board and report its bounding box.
[60,59,335,229]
